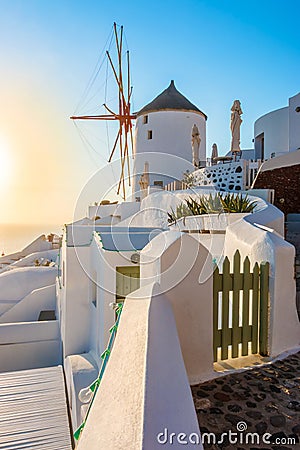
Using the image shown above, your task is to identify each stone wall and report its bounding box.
[253,164,300,215]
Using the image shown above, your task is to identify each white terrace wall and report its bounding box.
[88,234,141,359]
[246,196,284,236]
[77,283,203,450]
[0,320,61,372]
[59,244,91,359]
[59,225,106,358]
[254,92,300,158]
[60,231,142,361]
[113,201,141,222]
[88,203,117,220]
[58,225,92,358]
[254,107,289,159]
[0,235,53,266]
[140,231,214,384]
[88,202,140,222]
[60,226,143,425]
[0,249,58,274]
[63,234,143,431]
[0,266,57,316]
[289,92,300,152]
[0,284,56,323]
[65,352,99,431]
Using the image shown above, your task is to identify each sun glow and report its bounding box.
[0,137,12,189]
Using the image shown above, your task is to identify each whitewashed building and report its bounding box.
[254,92,300,160]
[132,80,207,193]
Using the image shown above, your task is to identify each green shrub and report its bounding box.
[221,193,257,213]
[182,170,196,188]
[167,203,191,224]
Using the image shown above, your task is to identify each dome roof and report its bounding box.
[136,80,207,119]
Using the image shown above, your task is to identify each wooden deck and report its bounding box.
[0,366,73,449]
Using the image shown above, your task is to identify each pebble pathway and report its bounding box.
[191,352,300,450]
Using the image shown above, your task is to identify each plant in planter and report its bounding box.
[167,193,257,223]
[186,193,224,214]
[167,203,191,224]
[220,193,257,213]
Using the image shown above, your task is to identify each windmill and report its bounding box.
[70,23,136,199]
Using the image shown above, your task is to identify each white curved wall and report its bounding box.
[0,284,56,323]
[77,283,202,450]
[0,236,53,267]
[140,232,214,384]
[0,267,57,315]
[289,92,300,152]
[119,188,281,234]
[254,93,300,159]
[7,250,58,269]
[133,110,206,192]
[64,352,99,431]
[21,235,53,254]
[254,107,288,159]
[0,321,61,372]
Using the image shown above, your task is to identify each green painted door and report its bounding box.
[116,266,140,302]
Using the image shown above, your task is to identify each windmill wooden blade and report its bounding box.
[70,22,136,199]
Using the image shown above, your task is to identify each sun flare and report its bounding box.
[0,137,12,189]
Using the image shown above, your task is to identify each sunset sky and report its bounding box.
[0,0,299,226]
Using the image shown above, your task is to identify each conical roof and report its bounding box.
[137,80,207,119]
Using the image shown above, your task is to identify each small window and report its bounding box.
[143,115,148,124]
[147,130,153,140]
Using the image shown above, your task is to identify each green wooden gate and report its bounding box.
[213,250,269,362]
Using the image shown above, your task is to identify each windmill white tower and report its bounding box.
[132,80,207,193]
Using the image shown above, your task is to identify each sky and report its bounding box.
[0,0,299,226]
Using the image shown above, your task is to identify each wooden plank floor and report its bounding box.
[0,366,73,449]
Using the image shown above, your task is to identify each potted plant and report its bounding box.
[168,193,257,232]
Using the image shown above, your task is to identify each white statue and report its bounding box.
[191,124,201,167]
[211,143,218,164]
[138,161,150,196]
[230,100,243,153]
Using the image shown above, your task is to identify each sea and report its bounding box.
[0,224,63,255]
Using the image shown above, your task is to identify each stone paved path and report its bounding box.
[191,352,300,449]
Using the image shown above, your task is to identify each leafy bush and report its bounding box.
[182,170,196,188]
[167,193,257,223]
